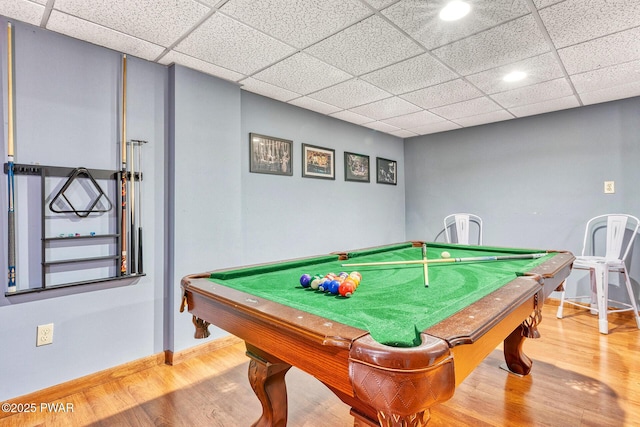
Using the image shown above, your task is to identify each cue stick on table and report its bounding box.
[342,253,548,267]
[422,243,429,287]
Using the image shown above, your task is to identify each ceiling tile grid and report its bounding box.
[1,0,639,137]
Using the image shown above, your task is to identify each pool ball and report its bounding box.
[300,274,311,288]
[310,275,323,289]
[441,251,451,259]
[328,280,341,295]
[339,281,356,297]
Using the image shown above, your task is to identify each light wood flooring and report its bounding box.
[2,300,640,427]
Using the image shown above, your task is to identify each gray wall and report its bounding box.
[405,97,640,302]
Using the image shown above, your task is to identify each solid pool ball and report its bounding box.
[328,280,341,295]
[348,272,361,286]
[339,281,356,297]
[441,251,451,259]
[300,274,311,288]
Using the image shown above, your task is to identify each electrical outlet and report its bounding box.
[604,181,615,194]
[36,323,54,346]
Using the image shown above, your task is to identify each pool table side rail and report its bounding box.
[424,250,574,347]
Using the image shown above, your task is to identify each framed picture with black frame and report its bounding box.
[344,152,370,183]
[376,157,397,185]
[249,133,293,176]
[302,144,335,180]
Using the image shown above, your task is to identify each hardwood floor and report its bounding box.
[3,300,640,427]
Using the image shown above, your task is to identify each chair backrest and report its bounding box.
[581,214,640,261]
[443,213,483,245]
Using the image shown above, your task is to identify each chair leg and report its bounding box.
[593,264,609,334]
[556,281,565,319]
[622,269,640,330]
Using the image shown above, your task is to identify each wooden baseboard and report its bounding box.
[1,335,242,419]
[166,335,243,365]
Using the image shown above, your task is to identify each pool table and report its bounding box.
[180,242,573,426]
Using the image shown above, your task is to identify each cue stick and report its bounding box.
[129,139,136,274]
[342,253,548,267]
[120,54,127,275]
[6,23,16,293]
[136,140,145,274]
[422,243,429,287]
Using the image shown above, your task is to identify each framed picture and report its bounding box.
[376,157,397,185]
[302,144,335,180]
[344,152,370,183]
[249,133,293,176]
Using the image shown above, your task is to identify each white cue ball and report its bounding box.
[441,251,451,259]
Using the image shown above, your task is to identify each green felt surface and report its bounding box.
[209,243,555,347]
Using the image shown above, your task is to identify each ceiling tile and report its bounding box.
[571,59,640,94]
[362,121,401,133]
[220,0,371,49]
[329,110,375,125]
[252,52,353,95]
[452,110,513,127]
[400,79,483,110]
[466,52,565,94]
[433,15,549,75]
[360,53,458,95]
[491,78,574,109]
[53,0,211,47]
[389,129,419,138]
[381,110,444,129]
[430,96,502,120]
[175,12,296,75]
[349,97,421,121]
[579,81,640,106]
[409,121,461,135]
[159,50,245,82]
[533,0,564,8]
[240,77,301,102]
[46,11,166,61]
[558,26,640,75]
[382,0,530,50]
[309,79,391,109]
[304,15,423,76]
[539,0,640,48]
[508,95,579,117]
[1,0,45,26]
[288,96,342,115]
[363,0,397,9]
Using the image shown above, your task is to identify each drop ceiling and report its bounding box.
[2,0,640,138]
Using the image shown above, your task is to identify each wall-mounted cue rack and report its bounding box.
[3,161,144,295]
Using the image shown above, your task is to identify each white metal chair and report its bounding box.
[556,214,640,334]
[443,213,483,245]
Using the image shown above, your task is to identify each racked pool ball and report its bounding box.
[310,275,324,290]
[339,281,356,297]
[300,274,311,288]
[328,280,341,295]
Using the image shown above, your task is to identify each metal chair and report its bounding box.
[443,213,483,245]
[556,214,640,334]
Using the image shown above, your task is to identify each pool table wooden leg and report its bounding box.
[503,323,533,376]
[246,345,292,427]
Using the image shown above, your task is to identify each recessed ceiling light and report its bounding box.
[439,1,471,21]
[503,71,527,82]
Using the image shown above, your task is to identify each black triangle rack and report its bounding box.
[49,167,113,218]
